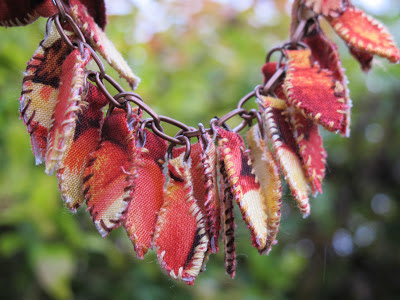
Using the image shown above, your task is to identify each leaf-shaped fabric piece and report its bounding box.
[303,31,344,83]
[246,125,282,254]
[83,109,141,237]
[173,140,219,254]
[219,158,236,278]
[303,31,351,137]
[216,127,269,251]
[0,0,56,27]
[290,111,327,195]
[349,45,374,72]
[57,83,107,212]
[173,143,206,218]
[284,49,349,135]
[200,133,220,254]
[45,48,91,174]
[260,96,311,217]
[20,24,74,165]
[69,0,140,89]
[124,129,167,259]
[301,0,345,18]
[329,6,400,63]
[154,152,209,285]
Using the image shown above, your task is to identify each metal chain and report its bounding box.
[50,1,314,149]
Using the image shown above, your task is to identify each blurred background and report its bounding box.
[0,0,399,299]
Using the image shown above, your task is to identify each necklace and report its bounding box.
[2,0,399,284]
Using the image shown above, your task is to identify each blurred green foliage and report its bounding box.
[0,1,400,299]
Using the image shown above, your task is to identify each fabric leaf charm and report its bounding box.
[284,49,349,135]
[216,127,269,251]
[219,158,237,278]
[246,125,282,254]
[260,96,311,217]
[45,48,91,174]
[329,6,400,64]
[290,111,327,195]
[57,83,108,212]
[154,152,209,285]
[303,31,351,136]
[200,133,220,253]
[173,139,220,254]
[69,0,140,89]
[83,109,141,237]
[20,24,74,164]
[124,129,168,259]
[0,0,57,27]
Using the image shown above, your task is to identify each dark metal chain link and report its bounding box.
[50,0,313,149]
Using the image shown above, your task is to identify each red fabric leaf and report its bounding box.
[69,0,140,89]
[283,49,349,135]
[45,48,91,174]
[83,109,141,237]
[247,125,282,254]
[303,31,351,136]
[329,6,400,63]
[260,96,311,217]
[216,127,270,251]
[290,112,327,195]
[20,24,73,164]
[173,140,220,253]
[57,83,107,212]
[0,0,56,27]
[124,129,168,259]
[301,0,345,17]
[219,157,236,278]
[154,152,209,285]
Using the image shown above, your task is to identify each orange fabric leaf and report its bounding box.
[56,83,107,212]
[301,0,345,18]
[154,152,209,285]
[69,0,140,89]
[303,31,351,136]
[290,111,327,195]
[83,109,141,237]
[260,96,311,217]
[45,48,91,174]
[20,24,73,164]
[329,6,400,63]
[247,125,282,254]
[284,49,349,135]
[124,129,168,259]
[216,127,269,251]
[219,156,236,278]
